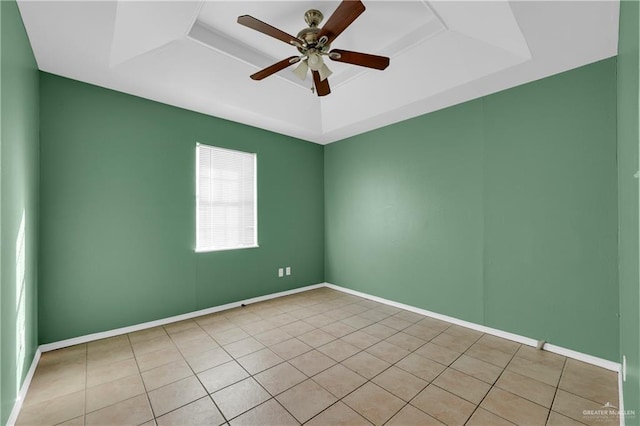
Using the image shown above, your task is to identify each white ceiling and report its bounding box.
[18,0,619,144]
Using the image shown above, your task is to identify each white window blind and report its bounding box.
[196,144,257,252]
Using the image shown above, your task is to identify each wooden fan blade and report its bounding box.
[312,71,331,96]
[329,49,389,70]
[317,0,365,45]
[238,15,303,47]
[250,56,300,80]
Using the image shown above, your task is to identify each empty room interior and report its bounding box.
[1,0,639,425]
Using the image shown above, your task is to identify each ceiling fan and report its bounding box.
[237,0,390,96]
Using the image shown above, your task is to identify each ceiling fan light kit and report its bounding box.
[293,60,309,80]
[237,0,390,97]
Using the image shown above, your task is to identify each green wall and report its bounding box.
[325,58,619,361]
[38,74,324,344]
[0,1,39,424]
[618,0,640,417]
[9,2,636,420]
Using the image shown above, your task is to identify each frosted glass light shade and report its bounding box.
[307,51,323,71]
[318,63,332,81]
[293,60,308,80]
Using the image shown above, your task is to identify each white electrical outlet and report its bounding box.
[278,268,284,277]
[286,267,291,276]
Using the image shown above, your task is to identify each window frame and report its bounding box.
[195,143,258,253]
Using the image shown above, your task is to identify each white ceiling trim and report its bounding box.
[109,1,203,67]
[17,0,619,144]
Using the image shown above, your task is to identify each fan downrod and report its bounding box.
[297,9,330,53]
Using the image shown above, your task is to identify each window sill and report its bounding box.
[195,245,259,253]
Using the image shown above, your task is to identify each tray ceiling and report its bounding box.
[17,1,619,144]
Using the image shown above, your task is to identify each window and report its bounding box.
[196,143,257,252]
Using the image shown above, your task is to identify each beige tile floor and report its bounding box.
[16,288,620,426]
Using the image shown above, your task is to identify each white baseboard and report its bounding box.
[40,280,622,372]
[6,348,41,426]
[15,281,623,426]
[544,343,621,372]
[7,284,324,425]
[618,369,625,426]
[39,283,325,352]
[323,283,625,426]
[323,282,621,372]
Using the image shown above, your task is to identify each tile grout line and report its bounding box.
[127,291,610,423]
[127,332,160,424]
[298,306,551,424]
[136,326,227,422]
[168,322,233,425]
[33,297,453,423]
[306,306,489,423]
[461,338,522,425]
[120,303,546,425]
[498,351,612,416]
[374,324,453,425]
[21,292,366,425]
[384,323,609,421]
[250,299,457,424]
[190,312,302,424]
[217,295,388,424]
[545,357,568,425]
[226,326,347,424]
[288,300,389,424]
[125,292,604,424]
[247,299,366,424]
[21,289,618,426]
[298,310,454,424]
[399,328,488,423]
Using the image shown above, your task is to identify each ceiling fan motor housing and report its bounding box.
[297,10,330,54]
[297,27,319,49]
